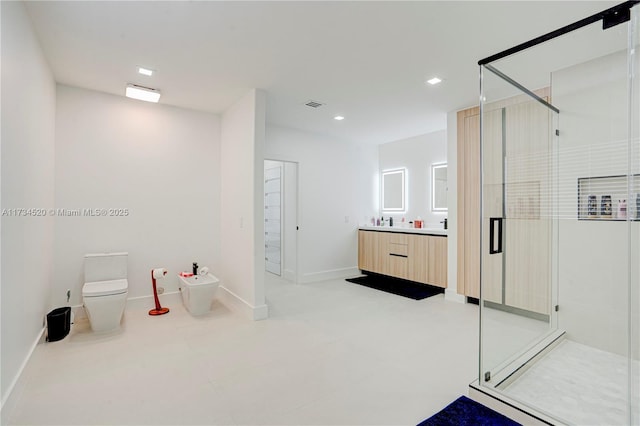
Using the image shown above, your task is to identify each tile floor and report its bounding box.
[8,274,479,425]
[505,339,636,426]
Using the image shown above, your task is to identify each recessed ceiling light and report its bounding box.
[334,116,345,121]
[125,84,161,103]
[427,77,442,85]
[138,67,154,76]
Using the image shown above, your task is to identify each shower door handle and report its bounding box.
[489,217,503,254]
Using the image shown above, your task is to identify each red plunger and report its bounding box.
[149,269,170,316]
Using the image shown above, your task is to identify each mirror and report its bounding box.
[382,168,406,211]
[432,163,447,211]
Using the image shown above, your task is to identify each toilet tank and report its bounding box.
[84,252,128,283]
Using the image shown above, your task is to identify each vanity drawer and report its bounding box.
[388,254,408,279]
[388,242,408,257]
[387,233,408,245]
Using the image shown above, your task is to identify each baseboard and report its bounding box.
[299,266,360,284]
[125,291,182,310]
[444,288,466,303]
[283,269,296,282]
[217,285,268,320]
[0,327,46,425]
[68,292,183,320]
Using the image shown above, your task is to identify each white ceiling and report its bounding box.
[24,1,617,145]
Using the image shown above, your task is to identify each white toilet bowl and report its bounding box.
[179,273,220,315]
[83,253,128,332]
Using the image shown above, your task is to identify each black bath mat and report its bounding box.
[345,274,444,300]
[417,396,522,426]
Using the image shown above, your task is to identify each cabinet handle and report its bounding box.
[489,217,503,254]
[389,253,408,258]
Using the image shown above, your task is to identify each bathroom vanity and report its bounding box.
[357,227,447,288]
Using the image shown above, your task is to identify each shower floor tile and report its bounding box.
[504,339,632,425]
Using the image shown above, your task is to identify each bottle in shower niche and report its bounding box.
[601,195,612,218]
[617,199,627,219]
[587,195,598,217]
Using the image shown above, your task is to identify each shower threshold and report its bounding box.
[485,329,566,389]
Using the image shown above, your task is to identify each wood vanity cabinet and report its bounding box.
[426,236,447,288]
[358,230,447,288]
[357,230,379,273]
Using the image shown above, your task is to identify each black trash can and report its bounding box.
[46,307,71,342]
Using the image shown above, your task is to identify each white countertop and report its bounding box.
[358,225,447,236]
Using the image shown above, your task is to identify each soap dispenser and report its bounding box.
[192,262,199,275]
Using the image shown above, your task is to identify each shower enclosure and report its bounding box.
[475,2,639,424]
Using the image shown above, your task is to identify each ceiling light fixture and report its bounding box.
[427,77,442,85]
[125,84,161,103]
[138,67,154,76]
[334,116,345,121]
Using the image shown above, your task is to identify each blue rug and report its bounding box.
[417,396,522,426]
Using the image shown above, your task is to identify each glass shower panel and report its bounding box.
[477,5,637,424]
[630,6,640,425]
[480,65,558,388]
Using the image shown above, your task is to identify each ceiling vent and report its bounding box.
[304,100,324,108]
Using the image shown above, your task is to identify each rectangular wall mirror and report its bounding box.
[432,163,447,211]
[382,168,406,212]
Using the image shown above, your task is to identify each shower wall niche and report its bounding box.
[474,2,640,425]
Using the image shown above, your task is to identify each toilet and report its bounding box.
[82,252,128,332]
[178,273,220,315]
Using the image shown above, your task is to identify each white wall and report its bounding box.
[54,85,221,306]
[265,125,378,283]
[378,130,447,228]
[220,89,267,319]
[553,50,636,356]
[1,0,56,410]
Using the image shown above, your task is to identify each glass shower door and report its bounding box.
[480,65,559,388]
[475,3,639,424]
